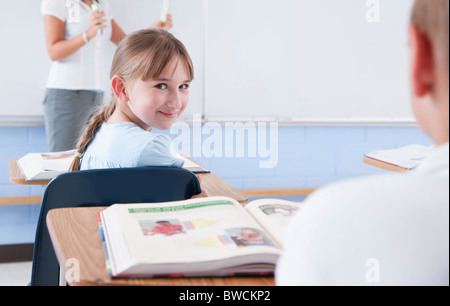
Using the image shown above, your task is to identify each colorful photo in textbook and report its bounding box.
[139,219,186,237]
[227,227,275,248]
[257,203,299,230]
[138,217,276,249]
[259,204,298,216]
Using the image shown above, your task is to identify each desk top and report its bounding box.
[10,158,247,204]
[363,157,410,173]
[47,206,275,286]
[9,159,50,185]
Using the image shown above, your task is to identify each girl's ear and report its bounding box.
[111,75,129,103]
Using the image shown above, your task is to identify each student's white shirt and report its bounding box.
[276,142,449,286]
[41,0,114,91]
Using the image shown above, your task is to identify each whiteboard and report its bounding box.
[0,0,50,118]
[205,0,415,123]
[0,0,416,125]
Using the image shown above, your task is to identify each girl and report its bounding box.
[41,0,173,152]
[69,28,192,171]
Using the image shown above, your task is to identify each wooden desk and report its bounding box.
[9,159,50,185]
[363,157,410,173]
[2,159,45,206]
[9,158,247,204]
[47,206,275,286]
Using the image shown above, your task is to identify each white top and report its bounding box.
[276,142,449,286]
[41,0,114,91]
[80,122,184,170]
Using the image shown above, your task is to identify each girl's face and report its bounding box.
[125,56,191,131]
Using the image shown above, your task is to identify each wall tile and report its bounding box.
[28,127,48,147]
[305,127,365,144]
[0,127,28,146]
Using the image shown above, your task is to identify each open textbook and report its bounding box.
[365,144,436,170]
[17,151,209,181]
[17,150,77,181]
[98,196,302,278]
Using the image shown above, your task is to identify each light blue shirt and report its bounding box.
[80,122,184,170]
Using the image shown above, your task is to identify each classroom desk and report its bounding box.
[9,158,248,204]
[363,157,411,173]
[47,206,275,286]
[9,158,49,186]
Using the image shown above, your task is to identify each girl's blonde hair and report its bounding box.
[69,28,194,171]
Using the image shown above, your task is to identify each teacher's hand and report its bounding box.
[151,14,173,31]
[86,10,107,40]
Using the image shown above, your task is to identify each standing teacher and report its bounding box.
[40,0,173,152]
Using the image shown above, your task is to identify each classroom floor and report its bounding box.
[0,261,32,286]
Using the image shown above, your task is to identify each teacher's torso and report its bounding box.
[41,0,114,91]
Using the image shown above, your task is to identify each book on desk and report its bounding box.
[16,150,209,181]
[17,150,77,181]
[98,196,302,278]
[364,144,436,171]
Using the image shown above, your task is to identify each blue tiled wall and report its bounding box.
[0,127,48,245]
[0,125,433,245]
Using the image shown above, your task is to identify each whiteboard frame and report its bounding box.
[0,115,417,127]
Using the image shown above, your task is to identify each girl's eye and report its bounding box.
[156,84,167,90]
[179,84,189,90]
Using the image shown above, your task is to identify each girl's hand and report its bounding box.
[191,188,210,199]
[86,10,107,40]
[151,14,173,31]
[191,174,210,199]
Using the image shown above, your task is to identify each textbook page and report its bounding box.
[101,196,281,277]
[245,199,302,247]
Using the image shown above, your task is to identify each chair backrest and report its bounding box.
[30,167,201,286]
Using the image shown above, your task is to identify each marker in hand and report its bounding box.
[160,0,171,24]
[91,1,104,35]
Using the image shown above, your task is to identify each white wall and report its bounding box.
[0,0,415,125]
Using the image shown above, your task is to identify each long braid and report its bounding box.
[68,103,116,171]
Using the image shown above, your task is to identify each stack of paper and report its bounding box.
[365,144,435,170]
[17,150,76,181]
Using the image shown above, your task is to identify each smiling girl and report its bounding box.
[69,29,193,171]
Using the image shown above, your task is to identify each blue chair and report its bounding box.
[30,167,201,286]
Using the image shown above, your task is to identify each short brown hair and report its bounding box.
[411,0,449,74]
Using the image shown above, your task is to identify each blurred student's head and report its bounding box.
[409,0,449,145]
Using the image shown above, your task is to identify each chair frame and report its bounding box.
[30,167,201,286]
